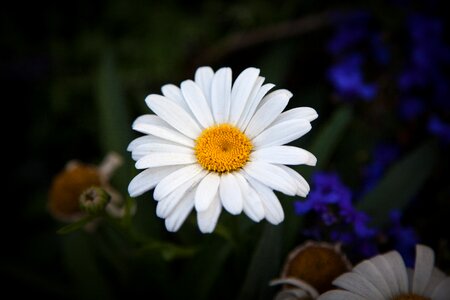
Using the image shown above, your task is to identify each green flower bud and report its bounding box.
[79,186,110,215]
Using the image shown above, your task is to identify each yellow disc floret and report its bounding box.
[195,124,252,173]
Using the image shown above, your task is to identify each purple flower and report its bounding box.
[328,54,377,101]
[295,172,378,258]
[388,210,419,267]
[398,97,425,120]
[362,143,399,193]
[428,115,450,143]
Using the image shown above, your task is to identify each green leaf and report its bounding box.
[57,216,95,235]
[309,105,353,171]
[96,51,132,192]
[237,223,282,300]
[180,237,233,300]
[357,140,438,227]
[137,240,197,261]
[61,232,113,300]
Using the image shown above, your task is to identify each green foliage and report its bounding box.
[357,140,438,227]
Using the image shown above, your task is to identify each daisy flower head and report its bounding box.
[128,66,318,233]
[318,244,450,300]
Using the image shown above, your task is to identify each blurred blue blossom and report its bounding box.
[428,115,450,143]
[362,143,400,193]
[328,54,377,101]
[295,172,377,257]
[398,97,425,120]
[328,11,371,55]
[388,210,419,267]
[327,11,384,101]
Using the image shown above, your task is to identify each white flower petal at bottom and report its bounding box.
[154,164,205,200]
[165,189,196,232]
[354,260,393,299]
[219,173,243,215]
[195,172,221,212]
[156,171,205,218]
[197,194,221,233]
[333,272,385,300]
[413,244,435,295]
[248,178,284,224]
[431,277,450,300]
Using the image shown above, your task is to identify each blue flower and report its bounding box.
[398,97,425,120]
[362,143,399,193]
[327,11,372,55]
[388,210,419,267]
[328,54,377,101]
[428,115,450,143]
[295,172,377,257]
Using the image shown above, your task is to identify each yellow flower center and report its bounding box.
[392,295,431,300]
[195,124,252,173]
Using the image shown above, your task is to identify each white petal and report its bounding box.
[128,135,174,152]
[247,178,284,224]
[413,244,435,295]
[136,152,196,169]
[243,161,297,196]
[383,251,408,294]
[128,165,182,197]
[370,252,404,296]
[132,115,194,147]
[161,84,190,112]
[245,90,291,138]
[270,278,319,298]
[318,290,367,300]
[252,119,312,149]
[195,172,220,212]
[238,82,274,130]
[273,107,318,124]
[219,173,243,215]
[145,94,201,139]
[277,165,310,197]
[195,66,214,105]
[197,194,222,233]
[181,80,214,128]
[235,172,264,222]
[251,146,317,166]
[229,67,260,125]
[154,164,206,200]
[236,77,265,128]
[165,188,196,232]
[354,260,393,299]
[431,277,450,300]
[333,272,385,299]
[211,67,232,124]
[156,171,205,218]
[131,142,193,161]
[424,268,447,297]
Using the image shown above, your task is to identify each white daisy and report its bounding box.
[318,244,450,300]
[128,66,318,233]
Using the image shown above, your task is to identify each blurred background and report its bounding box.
[2,0,450,299]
